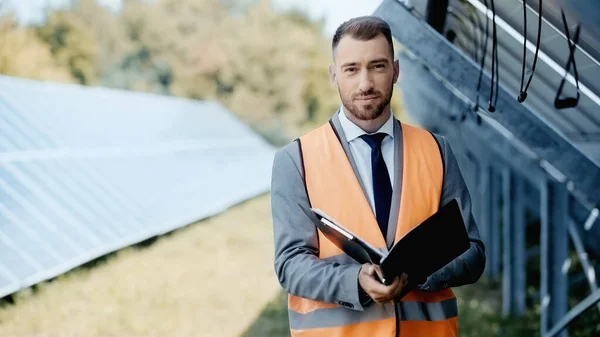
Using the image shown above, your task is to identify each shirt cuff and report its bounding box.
[358,282,374,307]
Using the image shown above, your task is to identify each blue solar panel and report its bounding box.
[0,75,275,298]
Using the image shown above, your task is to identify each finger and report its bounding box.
[393,275,409,298]
[365,276,394,299]
[372,265,386,284]
[388,277,403,297]
[374,297,391,305]
[364,264,376,277]
[388,275,401,289]
[379,276,401,302]
[373,286,395,304]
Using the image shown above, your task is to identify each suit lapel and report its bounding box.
[385,120,403,249]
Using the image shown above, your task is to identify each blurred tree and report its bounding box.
[119,0,229,97]
[36,10,99,85]
[0,15,73,82]
[65,0,171,93]
[151,0,341,138]
[1,0,400,142]
[71,0,133,74]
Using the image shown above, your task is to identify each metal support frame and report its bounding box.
[478,162,491,270]
[540,180,569,337]
[514,175,527,316]
[478,163,500,278]
[387,10,599,330]
[570,198,600,258]
[473,160,485,243]
[502,169,527,316]
[489,169,502,277]
[567,219,600,313]
[543,289,600,337]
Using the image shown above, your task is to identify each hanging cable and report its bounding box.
[518,1,528,101]
[474,0,489,113]
[471,7,483,124]
[554,9,580,109]
[517,0,543,103]
[488,0,499,112]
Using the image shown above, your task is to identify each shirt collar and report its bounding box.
[338,105,395,143]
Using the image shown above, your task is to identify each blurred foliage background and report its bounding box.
[0,0,403,146]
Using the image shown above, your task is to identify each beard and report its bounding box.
[340,84,393,121]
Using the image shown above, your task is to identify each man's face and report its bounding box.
[330,34,399,121]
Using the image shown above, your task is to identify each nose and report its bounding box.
[358,69,374,93]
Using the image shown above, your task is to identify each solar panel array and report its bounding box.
[450,0,600,166]
[0,75,276,298]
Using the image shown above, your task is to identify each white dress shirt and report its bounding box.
[337,106,395,215]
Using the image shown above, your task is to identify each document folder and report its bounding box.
[305,199,470,297]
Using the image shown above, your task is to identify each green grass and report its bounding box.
[242,291,291,337]
[453,278,539,337]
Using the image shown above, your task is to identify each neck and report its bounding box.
[344,106,392,134]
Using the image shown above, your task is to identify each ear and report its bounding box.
[329,64,337,87]
[393,59,399,83]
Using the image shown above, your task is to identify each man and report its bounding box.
[271,16,485,337]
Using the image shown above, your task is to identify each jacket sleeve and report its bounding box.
[418,135,487,292]
[271,143,366,311]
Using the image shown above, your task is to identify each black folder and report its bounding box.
[305,199,470,297]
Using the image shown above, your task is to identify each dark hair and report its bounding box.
[332,16,394,58]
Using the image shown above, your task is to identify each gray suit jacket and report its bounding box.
[271,111,486,311]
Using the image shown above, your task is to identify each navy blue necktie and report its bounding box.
[360,133,392,238]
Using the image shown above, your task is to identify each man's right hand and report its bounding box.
[358,263,408,305]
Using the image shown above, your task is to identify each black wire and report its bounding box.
[518,0,528,101]
[488,0,499,112]
[518,0,543,103]
[474,0,489,113]
[554,9,581,110]
[492,4,500,107]
[493,5,499,107]
[489,0,496,112]
[471,10,484,124]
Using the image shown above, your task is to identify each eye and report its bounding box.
[373,63,385,69]
[345,67,356,73]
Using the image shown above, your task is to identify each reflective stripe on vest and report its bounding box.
[291,120,458,337]
[289,297,458,330]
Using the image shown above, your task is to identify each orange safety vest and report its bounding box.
[290,120,458,337]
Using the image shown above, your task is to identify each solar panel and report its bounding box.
[0,75,276,298]
[442,0,600,167]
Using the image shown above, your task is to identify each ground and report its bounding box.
[0,193,281,337]
[0,192,544,337]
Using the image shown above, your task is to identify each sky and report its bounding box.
[6,0,384,36]
[272,0,384,36]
